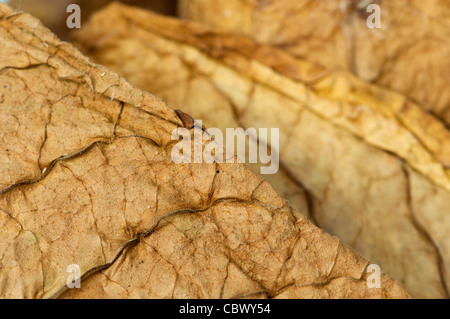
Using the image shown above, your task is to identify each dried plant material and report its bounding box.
[179,0,450,125]
[0,3,408,299]
[74,3,450,298]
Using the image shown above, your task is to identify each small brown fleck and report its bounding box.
[175,109,195,129]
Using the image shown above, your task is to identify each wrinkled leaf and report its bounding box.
[179,0,450,125]
[74,3,450,298]
[0,3,408,299]
[6,0,177,39]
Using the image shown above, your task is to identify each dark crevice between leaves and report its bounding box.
[401,164,450,299]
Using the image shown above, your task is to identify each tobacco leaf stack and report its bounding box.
[72,3,450,299]
[1,0,448,299]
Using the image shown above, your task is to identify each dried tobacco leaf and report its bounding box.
[178,0,450,125]
[0,3,408,299]
[74,3,450,298]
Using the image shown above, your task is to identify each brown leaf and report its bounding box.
[179,0,450,125]
[0,3,408,299]
[73,3,450,298]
